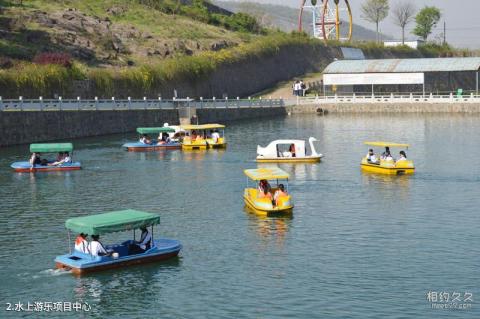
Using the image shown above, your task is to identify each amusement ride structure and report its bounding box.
[298,0,353,42]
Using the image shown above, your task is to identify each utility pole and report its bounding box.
[443,21,446,45]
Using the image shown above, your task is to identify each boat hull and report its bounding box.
[361,162,415,175]
[123,142,181,151]
[256,156,321,163]
[11,162,81,173]
[55,238,181,275]
[182,143,208,150]
[243,189,293,216]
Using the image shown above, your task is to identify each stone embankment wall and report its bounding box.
[287,103,480,114]
[0,107,287,146]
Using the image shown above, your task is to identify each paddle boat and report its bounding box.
[55,209,182,275]
[180,124,226,150]
[11,143,81,172]
[122,127,181,151]
[243,167,294,216]
[361,141,415,175]
[256,137,322,163]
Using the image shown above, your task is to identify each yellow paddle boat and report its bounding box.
[361,141,415,175]
[256,137,322,163]
[180,124,226,150]
[243,167,294,216]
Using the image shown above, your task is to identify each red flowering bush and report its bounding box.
[33,52,72,67]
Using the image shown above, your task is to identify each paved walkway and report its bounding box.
[254,72,323,99]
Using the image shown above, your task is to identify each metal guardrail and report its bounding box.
[0,97,284,111]
[286,93,480,106]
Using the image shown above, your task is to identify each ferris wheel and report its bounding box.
[298,0,353,42]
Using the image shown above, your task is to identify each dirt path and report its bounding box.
[253,72,324,99]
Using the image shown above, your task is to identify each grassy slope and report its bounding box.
[1,0,252,64]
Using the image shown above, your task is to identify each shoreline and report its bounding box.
[287,103,480,114]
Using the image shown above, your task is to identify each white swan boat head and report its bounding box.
[256,137,322,163]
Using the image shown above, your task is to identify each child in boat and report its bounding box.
[274,184,288,206]
[289,144,296,157]
[211,130,220,143]
[258,180,271,193]
[139,134,152,144]
[381,147,391,160]
[74,233,89,254]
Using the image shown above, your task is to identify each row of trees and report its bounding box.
[361,0,442,44]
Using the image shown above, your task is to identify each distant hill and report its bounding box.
[214,1,388,41]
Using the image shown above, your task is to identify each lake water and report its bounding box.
[0,114,479,318]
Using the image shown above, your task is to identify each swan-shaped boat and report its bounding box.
[361,141,415,175]
[256,137,322,163]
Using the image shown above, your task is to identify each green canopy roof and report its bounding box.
[65,209,160,235]
[137,127,175,134]
[30,143,73,153]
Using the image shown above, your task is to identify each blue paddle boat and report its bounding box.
[122,127,181,151]
[11,143,81,172]
[55,209,182,275]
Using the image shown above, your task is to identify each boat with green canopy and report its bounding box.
[55,209,182,275]
[122,127,181,151]
[11,143,81,172]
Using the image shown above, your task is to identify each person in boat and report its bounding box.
[88,235,112,257]
[258,187,273,201]
[129,226,152,254]
[258,179,271,193]
[396,151,407,163]
[139,134,152,145]
[29,152,42,168]
[49,151,72,166]
[289,144,296,157]
[74,233,89,254]
[211,130,220,143]
[191,130,197,140]
[366,149,379,164]
[56,152,64,162]
[381,147,391,160]
[273,184,288,206]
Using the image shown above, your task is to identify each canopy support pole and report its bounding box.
[67,230,71,254]
[423,82,425,97]
[151,225,154,248]
[371,84,374,98]
[476,71,478,95]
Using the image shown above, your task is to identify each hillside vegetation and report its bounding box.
[0,0,262,65]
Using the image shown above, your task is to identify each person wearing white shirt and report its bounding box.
[211,130,220,143]
[88,235,111,257]
[366,149,378,164]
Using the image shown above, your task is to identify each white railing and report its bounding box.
[286,93,480,106]
[0,97,284,111]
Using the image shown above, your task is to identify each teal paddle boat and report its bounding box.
[122,127,181,151]
[11,143,81,172]
[55,210,182,275]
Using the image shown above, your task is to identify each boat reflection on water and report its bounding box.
[361,170,411,201]
[73,258,181,304]
[181,148,226,162]
[244,206,292,247]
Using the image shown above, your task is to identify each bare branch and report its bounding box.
[392,1,416,28]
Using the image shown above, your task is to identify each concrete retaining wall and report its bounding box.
[0,107,287,146]
[197,107,286,123]
[287,103,480,114]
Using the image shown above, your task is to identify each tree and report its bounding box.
[361,0,390,43]
[392,1,415,44]
[413,6,441,41]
